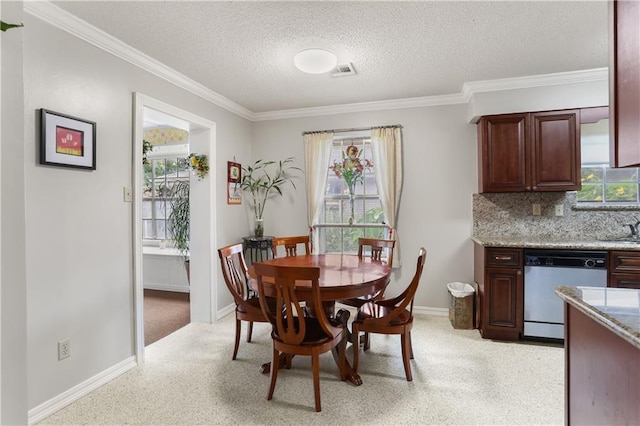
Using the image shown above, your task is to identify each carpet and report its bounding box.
[144,289,190,346]
[39,313,564,425]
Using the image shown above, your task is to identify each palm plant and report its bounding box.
[167,179,190,260]
[240,157,301,236]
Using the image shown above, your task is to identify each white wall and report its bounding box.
[23,14,252,410]
[1,1,28,424]
[251,104,478,309]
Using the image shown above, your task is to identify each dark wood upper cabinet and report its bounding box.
[478,110,581,193]
[609,0,640,168]
[530,111,580,191]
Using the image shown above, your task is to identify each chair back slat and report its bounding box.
[368,247,426,326]
[218,243,250,301]
[255,263,339,345]
[272,235,311,258]
[358,237,396,268]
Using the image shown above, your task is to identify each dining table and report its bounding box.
[248,253,391,386]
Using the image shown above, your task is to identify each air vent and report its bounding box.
[331,63,356,77]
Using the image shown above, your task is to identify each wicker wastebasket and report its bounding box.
[447,282,475,330]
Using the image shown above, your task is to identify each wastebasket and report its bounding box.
[447,282,475,330]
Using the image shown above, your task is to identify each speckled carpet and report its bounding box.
[38,313,564,425]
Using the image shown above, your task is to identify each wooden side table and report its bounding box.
[242,236,274,264]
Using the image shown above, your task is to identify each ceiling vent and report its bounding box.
[331,63,356,77]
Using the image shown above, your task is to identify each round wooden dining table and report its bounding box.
[248,254,391,386]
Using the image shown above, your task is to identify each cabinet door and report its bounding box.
[478,114,529,192]
[483,268,523,340]
[530,110,581,191]
[610,0,640,168]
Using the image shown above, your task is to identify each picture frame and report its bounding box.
[40,109,96,170]
[227,161,242,205]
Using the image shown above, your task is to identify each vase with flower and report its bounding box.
[240,157,301,237]
[329,144,373,225]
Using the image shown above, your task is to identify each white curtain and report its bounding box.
[370,127,403,267]
[304,132,333,252]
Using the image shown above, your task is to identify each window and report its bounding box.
[142,157,190,240]
[316,137,388,254]
[578,118,640,203]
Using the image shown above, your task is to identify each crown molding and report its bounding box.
[25,1,609,122]
[462,67,609,102]
[24,1,254,121]
[252,93,467,121]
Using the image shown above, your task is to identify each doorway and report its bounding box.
[141,107,192,345]
[133,93,217,362]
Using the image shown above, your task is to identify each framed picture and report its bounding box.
[227,161,242,204]
[40,109,96,170]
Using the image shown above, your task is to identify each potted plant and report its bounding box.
[240,157,302,237]
[167,179,190,281]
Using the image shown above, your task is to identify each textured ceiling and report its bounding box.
[53,1,609,113]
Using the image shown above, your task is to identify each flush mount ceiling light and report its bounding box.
[294,48,338,74]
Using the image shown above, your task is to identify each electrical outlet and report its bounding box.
[532,204,542,216]
[555,204,564,216]
[58,339,71,360]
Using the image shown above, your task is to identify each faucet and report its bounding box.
[626,220,640,239]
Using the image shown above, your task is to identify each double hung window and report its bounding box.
[142,157,189,240]
[315,137,388,254]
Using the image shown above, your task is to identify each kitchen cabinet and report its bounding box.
[609,0,640,168]
[474,244,523,341]
[477,110,580,193]
[608,250,640,289]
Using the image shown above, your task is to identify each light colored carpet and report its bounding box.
[38,313,564,425]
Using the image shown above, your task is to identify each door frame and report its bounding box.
[133,93,217,362]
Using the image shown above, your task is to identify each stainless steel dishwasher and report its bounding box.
[523,249,607,340]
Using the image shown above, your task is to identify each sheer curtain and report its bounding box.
[370,127,403,267]
[303,132,333,252]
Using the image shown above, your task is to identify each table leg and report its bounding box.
[333,308,363,386]
[260,353,290,374]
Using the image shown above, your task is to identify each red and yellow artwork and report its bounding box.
[56,126,84,156]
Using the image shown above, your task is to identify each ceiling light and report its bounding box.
[294,49,338,74]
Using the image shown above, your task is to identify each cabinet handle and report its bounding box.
[494,255,513,261]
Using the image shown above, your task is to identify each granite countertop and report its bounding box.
[471,236,640,251]
[555,286,640,349]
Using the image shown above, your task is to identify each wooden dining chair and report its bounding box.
[217,243,269,360]
[338,237,396,308]
[271,235,311,258]
[351,247,427,381]
[254,262,346,412]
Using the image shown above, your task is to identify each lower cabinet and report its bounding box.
[474,244,523,341]
[608,251,640,289]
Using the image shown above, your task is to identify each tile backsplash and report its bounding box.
[473,192,640,240]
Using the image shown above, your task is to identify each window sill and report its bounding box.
[573,203,640,212]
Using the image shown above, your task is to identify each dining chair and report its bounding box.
[338,237,396,308]
[351,247,427,381]
[271,235,311,258]
[254,262,346,412]
[217,243,269,360]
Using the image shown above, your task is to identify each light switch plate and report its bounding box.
[123,186,133,202]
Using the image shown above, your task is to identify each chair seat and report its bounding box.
[273,316,340,345]
[356,301,411,326]
[237,296,277,314]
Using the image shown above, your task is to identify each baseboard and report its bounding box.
[413,305,448,317]
[28,356,137,425]
[216,303,235,320]
[143,283,190,293]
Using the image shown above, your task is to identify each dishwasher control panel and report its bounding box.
[524,249,607,269]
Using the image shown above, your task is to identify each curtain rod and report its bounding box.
[302,124,402,136]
